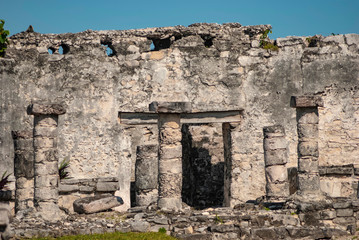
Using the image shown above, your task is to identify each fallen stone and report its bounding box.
[73,194,123,214]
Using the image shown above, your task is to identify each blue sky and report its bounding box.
[2,0,359,39]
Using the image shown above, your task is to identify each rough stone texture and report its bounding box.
[263,125,289,198]
[29,109,64,221]
[12,131,34,213]
[0,23,359,213]
[135,144,158,206]
[73,194,124,214]
[157,113,182,210]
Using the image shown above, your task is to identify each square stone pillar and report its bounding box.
[291,96,323,196]
[263,125,289,199]
[135,144,158,206]
[28,103,66,221]
[149,102,191,210]
[12,130,34,213]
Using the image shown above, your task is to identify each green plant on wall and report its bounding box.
[59,158,70,180]
[260,29,279,51]
[0,171,11,190]
[0,19,10,57]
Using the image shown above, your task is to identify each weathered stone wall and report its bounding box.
[0,23,359,208]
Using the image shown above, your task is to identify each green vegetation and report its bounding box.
[59,158,70,180]
[263,207,270,211]
[0,19,10,57]
[306,36,319,47]
[28,232,177,240]
[158,227,167,234]
[260,29,279,51]
[0,171,11,190]
[214,214,223,224]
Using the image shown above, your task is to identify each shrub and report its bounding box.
[59,158,70,179]
[0,19,10,57]
[0,171,11,190]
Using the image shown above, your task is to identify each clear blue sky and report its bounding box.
[2,0,359,39]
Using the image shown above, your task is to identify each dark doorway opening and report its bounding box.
[181,123,224,209]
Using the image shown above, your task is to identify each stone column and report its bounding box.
[135,144,158,206]
[149,102,191,210]
[291,96,323,195]
[263,125,289,199]
[12,130,34,212]
[28,103,66,221]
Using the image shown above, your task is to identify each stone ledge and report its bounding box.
[28,103,66,116]
[319,165,354,176]
[290,96,324,108]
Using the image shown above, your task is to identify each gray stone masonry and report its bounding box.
[28,103,66,221]
[263,125,289,198]
[12,130,34,213]
[151,102,191,210]
[291,96,323,196]
[135,144,158,206]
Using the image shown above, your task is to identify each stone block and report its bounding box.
[58,184,79,193]
[263,125,285,138]
[35,175,58,188]
[320,210,336,220]
[291,96,323,108]
[298,157,318,173]
[345,34,359,45]
[12,130,33,140]
[296,109,319,124]
[336,208,353,217]
[136,148,158,190]
[73,194,123,214]
[34,127,57,138]
[14,152,34,178]
[157,197,182,210]
[15,188,34,201]
[34,187,58,200]
[159,159,182,174]
[333,201,352,209]
[96,181,118,192]
[149,102,191,113]
[136,145,158,159]
[264,149,287,166]
[159,145,182,159]
[297,124,318,139]
[33,138,55,149]
[28,103,66,115]
[136,189,158,206]
[129,220,151,232]
[34,149,58,163]
[266,182,289,197]
[35,162,58,175]
[324,165,354,176]
[13,139,33,150]
[79,186,94,192]
[264,137,287,150]
[266,165,288,183]
[159,128,182,145]
[333,216,356,225]
[298,141,318,157]
[298,173,320,192]
[16,177,33,189]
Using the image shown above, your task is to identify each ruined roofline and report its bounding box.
[9,22,272,40]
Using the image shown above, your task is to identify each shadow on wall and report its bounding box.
[181,124,224,209]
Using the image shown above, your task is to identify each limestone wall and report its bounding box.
[0,23,359,206]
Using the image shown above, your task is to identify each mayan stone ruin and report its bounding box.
[0,22,359,239]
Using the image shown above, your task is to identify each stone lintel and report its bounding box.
[12,130,33,139]
[263,125,285,138]
[149,102,191,113]
[28,103,66,116]
[290,96,323,108]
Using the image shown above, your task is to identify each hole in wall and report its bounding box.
[201,35,214,48]
[150,42,155,51]
[48,47,56,55]
[59,44,70,54]
[149,37,172,51]
[101,40,116,57]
